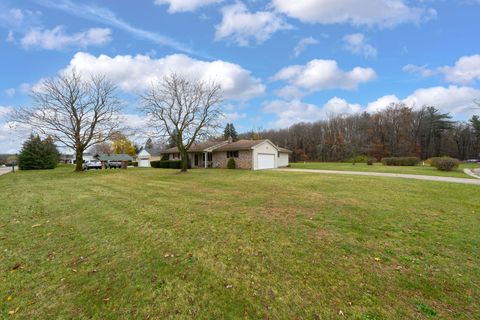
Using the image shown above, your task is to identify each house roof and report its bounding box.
[161,140,225,154]
[95,154,134,161]
[213,139,268,151]
[278,147,293,154]
[161,139,292,154]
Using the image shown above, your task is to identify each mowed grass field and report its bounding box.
[290,162,480,179]
[1,167,479,319]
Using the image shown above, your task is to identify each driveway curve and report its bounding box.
[274,168,480,186]
[0,167,15,177]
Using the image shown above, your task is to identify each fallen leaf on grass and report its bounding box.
[374,257,381,262]
[225,284,233,289]
[31,224,42,228]
[8,307,19,315]
[5,296,12,301]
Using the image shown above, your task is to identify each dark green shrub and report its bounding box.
[227,158,236,169]
[161,154,169,161]
[152,160,182,169]
[367,158,374,165]
[342,155,370,163]
[132,161,138,167]
[18,135,59,170]
[381,157,420,166]
[431,157,459,171]
[150,160,161,168]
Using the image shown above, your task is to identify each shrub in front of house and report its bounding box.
[132,161,138,167]
[227,158,236,169]
[152,160,182,169]
[381,157,420,166]
[431,157,460,171]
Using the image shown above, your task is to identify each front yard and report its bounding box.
[1,167,479,319]
[290,161,480,179]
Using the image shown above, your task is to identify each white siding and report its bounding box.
[252,141,278,170]
[278,152,289,167]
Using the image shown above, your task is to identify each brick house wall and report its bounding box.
[212,150,252,169]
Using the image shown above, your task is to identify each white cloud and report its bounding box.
[403,86,480,116]
[403,54,480,85]
[271,0,436,27]
[439,54,480,85]
[366,94,400,113]
[263,97,361,127]
[20,26,111,50]
[4,88,15,97]
[215,2,292,46]
[293,37,319,57]
[272,59,377,94]
[62,52,265,100]
[343,33,377,59]
[402,64,437,77]
[154,0,222,12]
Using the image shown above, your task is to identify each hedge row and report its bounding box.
[381,157,420,166]
[150,160,182,169]
[431,157,460,171]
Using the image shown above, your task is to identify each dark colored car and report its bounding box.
[107,161,123,169]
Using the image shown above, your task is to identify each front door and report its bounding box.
[194,154,199,166]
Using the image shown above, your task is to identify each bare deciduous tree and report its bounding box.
[140,73,223,172]
[11,70,122,171]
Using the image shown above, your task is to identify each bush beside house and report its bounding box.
[227,158,236,169]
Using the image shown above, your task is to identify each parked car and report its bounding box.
[107,160,122,169]
[83,160,102,170]
[466,159,480,163]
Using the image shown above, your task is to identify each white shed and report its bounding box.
[137,149,152,167]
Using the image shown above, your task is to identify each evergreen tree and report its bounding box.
[18,135,59,170]
[223,123,238,141]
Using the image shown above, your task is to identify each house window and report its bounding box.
[227,151,239,158]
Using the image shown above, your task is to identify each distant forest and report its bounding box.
[240,103,480,162]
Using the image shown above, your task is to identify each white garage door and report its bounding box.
[139,159,150,167]
[257,154,275,170]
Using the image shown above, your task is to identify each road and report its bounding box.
[274,168,480,186]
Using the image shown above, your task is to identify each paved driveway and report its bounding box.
[0,167,15,176]
[274,168,480,186]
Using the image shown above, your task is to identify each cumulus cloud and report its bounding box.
[366,94,400,113]
[20,26,111,50]
[271,0,436,27]
[343,33,377,59]
[272,59,377,95]
[293,37,319,57]
[263,97,361,127]
[403,86,480,116]
[215,2,292,46]
[403,54,480,85]
[62,52,265,100]
[154,0,222,12]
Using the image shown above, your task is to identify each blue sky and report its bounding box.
[1,0,480,153]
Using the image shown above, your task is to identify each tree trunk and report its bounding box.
[180,150,188,172]
[75,148,84,172]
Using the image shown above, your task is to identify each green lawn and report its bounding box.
[1,167,479,319]
[290,162,480,179]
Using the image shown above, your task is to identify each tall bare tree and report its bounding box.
[140,73,223,172]
[11,70,122,171]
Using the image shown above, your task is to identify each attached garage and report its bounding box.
[257,153,275,170]
[252,140,278,170]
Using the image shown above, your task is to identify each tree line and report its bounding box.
[242,103,480,162]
